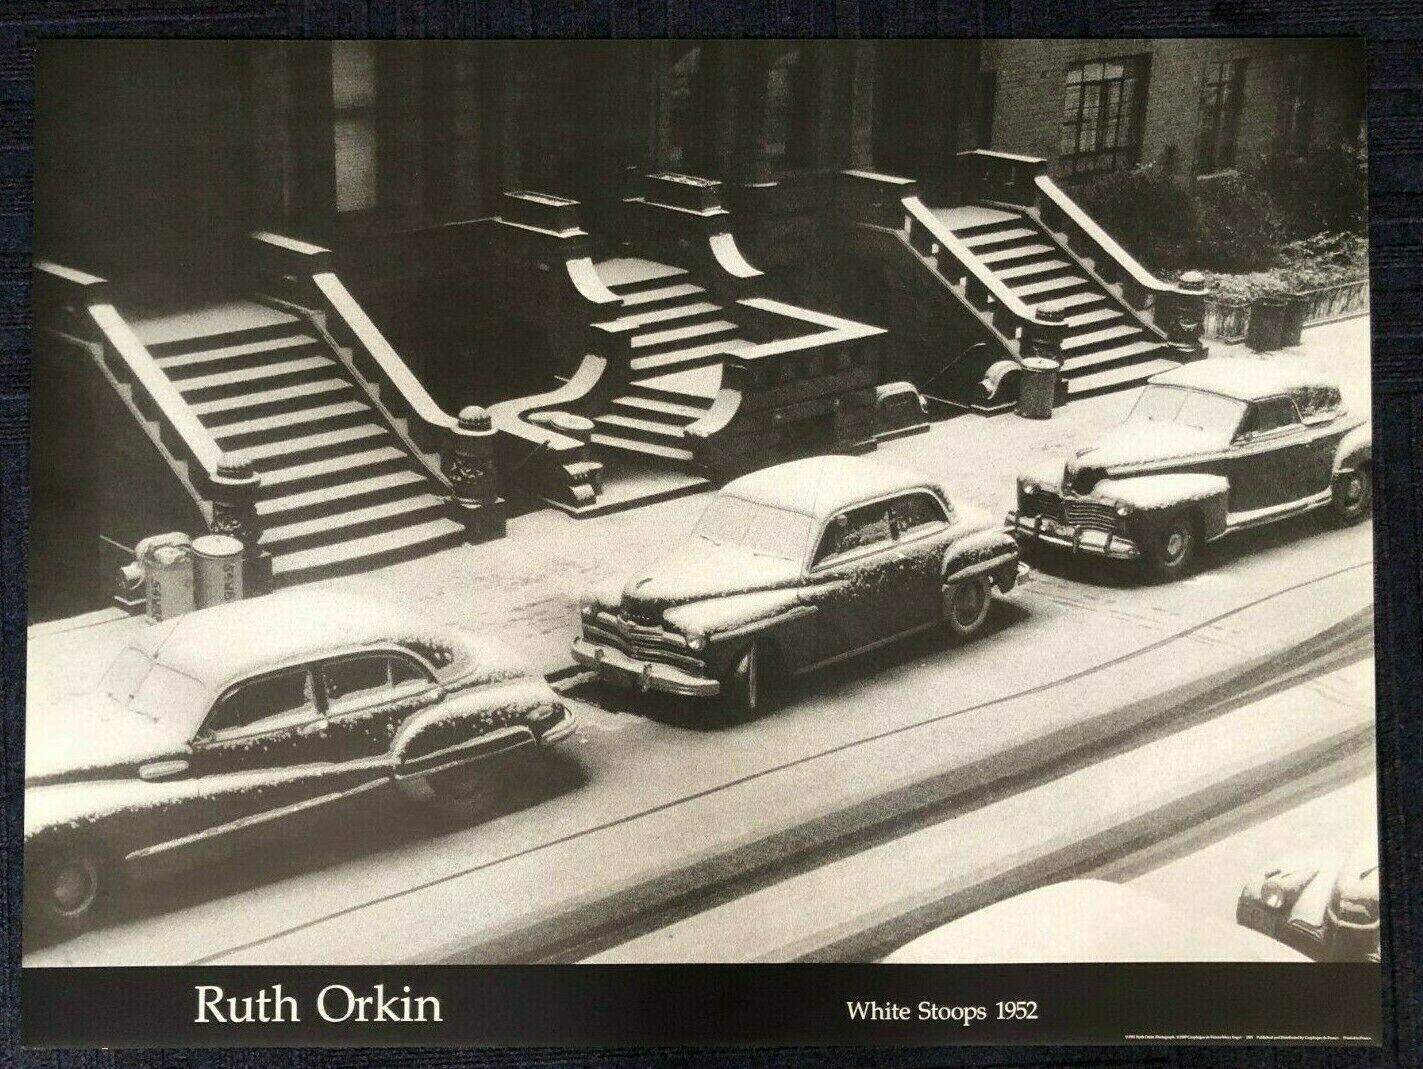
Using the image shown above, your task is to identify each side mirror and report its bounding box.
[138,757,191,782]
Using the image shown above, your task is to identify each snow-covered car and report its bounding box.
[1236,835,1380,962]
[1007,359,1372,579]
[885,880,1310,962]
[24,590,575,937]
[573,456,1025,719]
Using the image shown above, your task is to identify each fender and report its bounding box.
[391,676,556,766]
[943,527,1020,588]
[979,360,1021,404]
[1334,423,1371,474]
[1094,473,1231,542]
[664,589,819,645]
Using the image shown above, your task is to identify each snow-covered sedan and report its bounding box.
[573,456,1025,719]
[1008,359,1371,579]
[1236,835,1380,962]
[24,590,575,937]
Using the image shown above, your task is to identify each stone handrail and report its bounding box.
[249,232,457,459]
[1033,174,1199,308]
[900,195,1068,352]
[34,262,228,492]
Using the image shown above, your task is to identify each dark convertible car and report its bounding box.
[24,590,575,937]
[574,456,1025,719]
[1008,359,1371,578]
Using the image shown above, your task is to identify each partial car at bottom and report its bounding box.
[574,455,1026,720]
[1008,359,1371,580]
[1236,835,1380,962]
[24,589,575,939]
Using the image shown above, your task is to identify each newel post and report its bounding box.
[209,454,271,592]
[1156,270,1209,359]
[444,406,507,543]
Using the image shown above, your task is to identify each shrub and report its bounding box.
[1255,140,1369,237]
[1074,163,1202,274]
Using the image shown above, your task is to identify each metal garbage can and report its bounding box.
[191,534,245,609]
[1280,294,1307,348]
[144,542,195,621]
[1015,356,1061,420]
[1247,296,1287,352]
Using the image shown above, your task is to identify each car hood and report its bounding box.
[25,692,184,786]
[1069,422,1223,480]
[616,540,803,620]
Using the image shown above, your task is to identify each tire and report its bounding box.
[1329,467,1372,525]
[716,643,768,725]
[1145,513,1198,581]
[943,574,993,640]
[26,837,114,941]
[397,764,504,822]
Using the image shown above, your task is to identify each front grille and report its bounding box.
[1021,491,1065,522]
[1063,501,1121,532]
[585,616,705,673]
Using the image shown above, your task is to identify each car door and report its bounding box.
[886,491,955,625]
[318,650,441,763]
[808,498,928,663]
[1226,396,1313,515]
[186,665,365,834]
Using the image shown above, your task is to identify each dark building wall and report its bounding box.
[982,39,1365,183]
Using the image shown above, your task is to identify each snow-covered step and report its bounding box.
[176,355,337,402]
[1062,306,1125,330]
[237,423,390,470]
[978,242,1057,267]
[594,413,688,442]
[1036,291,1107,315]
[629,339,748,374]
[1066,358,1180,397]
[591,432,695,463]
[631,319,738,351]
[611,394,708,421]
[257,468,430,524]
[157,334,320,378]
[959,227,1038,251]
[617,282,707,308]
[262,493,448,553]
[192,378,354,423]
[212,399,370,450]
[1013,274,1090,300]
[1060,323,1145,352]
[602,301,724,333]
[260,446,411,493]
[995,258,1073,283]
[1061,340,1166,375]
[271,517,465,583]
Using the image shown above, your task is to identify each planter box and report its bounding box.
[1204,277,1368,344]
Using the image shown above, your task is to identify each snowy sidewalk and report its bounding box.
[26,316,1371,698]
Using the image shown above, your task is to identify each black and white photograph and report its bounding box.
[21,37,1381,1045]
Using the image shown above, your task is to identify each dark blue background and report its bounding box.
[1,2,1419,1066]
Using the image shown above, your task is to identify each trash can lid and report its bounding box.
[1021,356,1061,372]
[191,534,244,558]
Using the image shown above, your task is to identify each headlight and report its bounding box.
[687,634,707,652]
[1262,881,1286,910]
[528,703,563,724]
[1020,478,1039,496]
[579,596,598,617]
[1115,502,1132,517]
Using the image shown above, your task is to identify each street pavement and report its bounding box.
[23,316,1376,966]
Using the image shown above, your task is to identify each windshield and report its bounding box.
[1128,385,1245,444]
[693,495,814,562]
[101,646,210,730]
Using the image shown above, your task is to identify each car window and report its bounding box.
[323,653,430,712]
[889,492,949,536]
[205,668,317,736]
[813,501,894,566]
[1240,396,1302,437]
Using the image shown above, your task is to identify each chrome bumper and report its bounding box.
[572,636,721,697]
[1006,510,1141,561]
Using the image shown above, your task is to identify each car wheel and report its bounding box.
[943,574,993,640]
[716,643,769,725]
[27,837,114,940]
[1145,514,1197,581]
[1330,467,1372,525]
[398,765,503,822]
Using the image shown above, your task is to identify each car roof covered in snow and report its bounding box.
[720,456,941,520]
[1149,358,1335,403]
[133,589,468,690]
[884,880,1310,963]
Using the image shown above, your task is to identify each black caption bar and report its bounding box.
[23,964,1380,1048]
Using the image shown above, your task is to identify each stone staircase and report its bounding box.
[587,257,754,472]
[933,205,1180,398]
[134,300,462,584]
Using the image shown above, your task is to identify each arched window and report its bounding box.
[762,47,815,171]
[662,47,705,172]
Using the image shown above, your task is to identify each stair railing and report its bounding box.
[249,232,458,481]
[34,261,265,556]
[900,195,1068,359]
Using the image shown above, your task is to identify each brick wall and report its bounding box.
[982,39,1363,183]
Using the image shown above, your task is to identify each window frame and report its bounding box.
[1234,395,1306,443]
[198,665,322,744]
[1058,55,1150,178]
[320,650,435,719]
[809,489,952,572]
[1195,57,1249,174]
[331,40,382,218]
